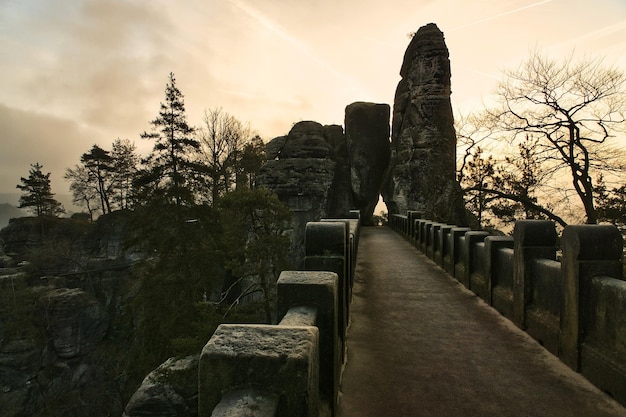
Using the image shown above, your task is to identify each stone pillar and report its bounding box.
[199,324,319,417]
[407,211,422,244]
[304,222,347,359]
[483,236,514,306]
[462,231,490,289]
[277,271,339,415]
[419,220,432,253]
[448,227,471,276]
[381,23,466,225]
[513,220,557,329]
[438,225,454,268]
[431,223,443,261]
[345,102,391,226]
[559,225,623,371]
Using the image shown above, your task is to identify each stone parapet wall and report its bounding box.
[389,213,626,406]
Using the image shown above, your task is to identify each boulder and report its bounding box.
[382,23,466,225]
[123,355,199,417]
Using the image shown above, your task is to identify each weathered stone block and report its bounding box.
[513,220,557,329]
[304,256,347,350]
[483,236,514,306]
[560,224,623,372]
[198,324,319,417]
[277,271,339,415]
[462,231,489,289]
[305,222,346,257]
[211,388,279,417]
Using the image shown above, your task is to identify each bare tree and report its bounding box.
[455,111,499,183]
[197,108,258,204]
[491,51,626,223]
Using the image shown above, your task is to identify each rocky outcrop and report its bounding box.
[123,356,199,417]
[258,121,343,267]
[0,282,123,417]
[258,112,391,265]
[382,23,466,225]
[0,213,138,417]
[38,288,109,358]
[345,102,391,225]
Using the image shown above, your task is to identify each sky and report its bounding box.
[1,0,625,199]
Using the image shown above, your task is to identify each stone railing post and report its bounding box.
[559,225,623,371]
[462,231,490,289]
[437,225,453,268]
[407,211,422,244]
[483,236,514,306]
[513,220,557,329]
[199,324,319,417]
[431,223,443,261]
[419,220,432,253]
[277,271,339,415]
[448,227,471,276]
[304,222,348,359]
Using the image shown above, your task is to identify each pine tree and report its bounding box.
[134,72,200,208]
[111,138,138,210]
[81,144,114,215]
[461,147,498,228]
[17,163,64,217]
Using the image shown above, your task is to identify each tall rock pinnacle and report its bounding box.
[382,23,466,224]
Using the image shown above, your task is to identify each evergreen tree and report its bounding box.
[491,136,546,224]
[81,144,114,215]
[461,147,498,228]
[594,175,626,225]
[134,72,200,208]
[111,138,138,210]
[16,163,64,217]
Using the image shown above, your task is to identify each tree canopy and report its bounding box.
[134,72,200,208]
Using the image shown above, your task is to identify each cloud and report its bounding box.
[0,103,103,194]
[449,0,554,32]
[0,0,178,132]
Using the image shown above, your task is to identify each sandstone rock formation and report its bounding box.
[258,110,390,266]
[0,214,136,417]
[39,287,109,358]
[258,121,344,267]
[382,23,466,225]
[345,102,391,224]
[123,356,199,417]
[0,283,122,417]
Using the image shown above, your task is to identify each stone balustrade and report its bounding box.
[199,216,360,417]
[389,213,626,406]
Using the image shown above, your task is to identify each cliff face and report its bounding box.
[0,214,138,417]
[382,23,466,225]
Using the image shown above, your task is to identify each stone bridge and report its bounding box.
[195,22,626,417]
[197,213,626,417]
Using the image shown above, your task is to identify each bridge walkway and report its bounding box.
[337,226,626,417]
